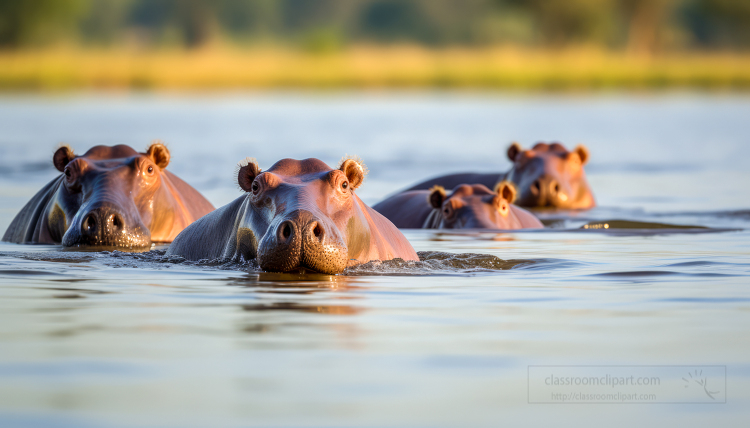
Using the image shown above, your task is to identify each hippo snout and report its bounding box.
[276,218,324,245]
[526,175,569,207]
[62,203,151,248]
[258,210,348,274]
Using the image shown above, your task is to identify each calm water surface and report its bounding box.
[0,93,749,427]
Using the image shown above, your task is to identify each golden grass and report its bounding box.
[1,45,750,91]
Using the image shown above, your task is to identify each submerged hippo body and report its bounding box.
[405,142,595,209]
[374,182,543,229]
[2,143,214,248]
[166,157,418,274]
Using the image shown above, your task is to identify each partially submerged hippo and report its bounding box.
[405,142,595,209]
[374,182,543,229]
[3,143,214,248]
[166,156,419,274]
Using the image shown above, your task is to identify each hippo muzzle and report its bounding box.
[522,174,569,207]
[62,201,151,248]
[506,143,593,209]
[257,209,348,274]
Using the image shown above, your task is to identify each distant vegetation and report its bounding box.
[2,0,750,90]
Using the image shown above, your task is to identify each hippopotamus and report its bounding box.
[2,143,215,248]
[166,156,419,274]
[404,142,595,209]
[373,181,543,229]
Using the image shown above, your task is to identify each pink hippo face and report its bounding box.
[425,182,542,229]
[3,143,214,248]
[505,142,595,209]
[234,157,417,273]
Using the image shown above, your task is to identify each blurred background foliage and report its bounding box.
[3,0,750,90]
[2,0,750,52]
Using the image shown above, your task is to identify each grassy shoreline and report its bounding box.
[2,46,750,91]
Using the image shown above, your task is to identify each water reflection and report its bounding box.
[241,302,359,316]
[228,271,363,338]
[230,271,365,292]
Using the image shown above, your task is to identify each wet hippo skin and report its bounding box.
[374,182,543,229]
[2,143,215,248]
[404,142,596,209]
[166,157,419,274]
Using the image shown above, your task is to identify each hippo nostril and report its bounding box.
[312,222,322,238]
[278,221,293,244]
[82,213,97,235]
[109,214,124,232]
[530,180,541,196]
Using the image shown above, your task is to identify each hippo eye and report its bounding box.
[341,181,348,191]
[64,169,71,178]
[251,181,260,194]
[147,165,154,174]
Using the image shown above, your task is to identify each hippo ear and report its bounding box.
[507,142,522,162]
[339,156,368,190]
[236,157,261,192]
[53,145,75,172]
[494,180,517,204]
[146,141,170,169]
[573,144,589,165]
[428,185,447,209]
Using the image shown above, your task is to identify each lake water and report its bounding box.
[0,93,749,427]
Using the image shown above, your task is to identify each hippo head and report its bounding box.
[425,182,536,229]
[50,143,178,248]
[505,142,595,209]
[233,157,402,274]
